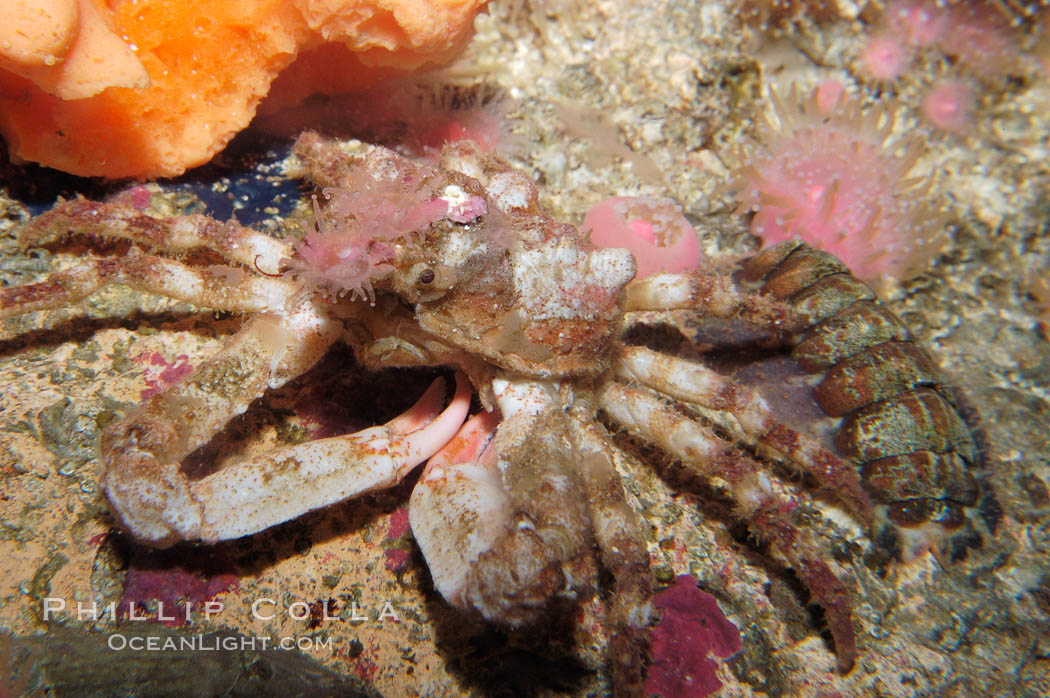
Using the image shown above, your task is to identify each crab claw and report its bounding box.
[103,373,471,547]
[409,409,503,605]
[409,378,598,626]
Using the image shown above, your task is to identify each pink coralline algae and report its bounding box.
[582,197,702,279]
[138,352,194,399]
[384,548,413,572]
[118,551,239,627]
[386,505,412,540]
[727,87,946,282]
[384,506,414,572]
[645,574,743,698]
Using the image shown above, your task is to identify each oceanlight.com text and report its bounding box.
[106,633,333,652]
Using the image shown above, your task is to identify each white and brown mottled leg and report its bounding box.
[0,248,300,319]
[598,380,857,673]
[102,300,470,548]
[18,199,292,274]
[102,299,339,545]
[616,345,873,523]
[409,378,599,627]
[623,270,794,329]
[565,394,653,696]
[176,372,470,543]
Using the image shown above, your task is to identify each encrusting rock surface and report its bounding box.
[1,1,1048,695]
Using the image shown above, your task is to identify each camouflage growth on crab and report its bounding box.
[0,133,993,694]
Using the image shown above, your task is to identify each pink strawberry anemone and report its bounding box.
[283,159,452,303]
[727,87,947,283]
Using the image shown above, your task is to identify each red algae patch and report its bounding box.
[645,575,742,698]
[118,548,239,628]
[726,87,947,283]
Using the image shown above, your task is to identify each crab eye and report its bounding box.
[399,262,448,302]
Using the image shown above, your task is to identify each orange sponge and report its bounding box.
[0,0,487,178]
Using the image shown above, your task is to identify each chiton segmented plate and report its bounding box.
[738,240,1001,560]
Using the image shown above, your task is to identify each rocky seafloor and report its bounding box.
[1,1,1048,695]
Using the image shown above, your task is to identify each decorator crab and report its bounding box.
[0,133,989,693]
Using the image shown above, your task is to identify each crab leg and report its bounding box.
[19,199,293,274]
[624,271,793,328]
[565,400,654,695]
[599,381,857,673]
[616,345,874,523]
[0,248,299,318]
[100,300,331,546]
[187,372,471,542]
[106,364,470,546]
